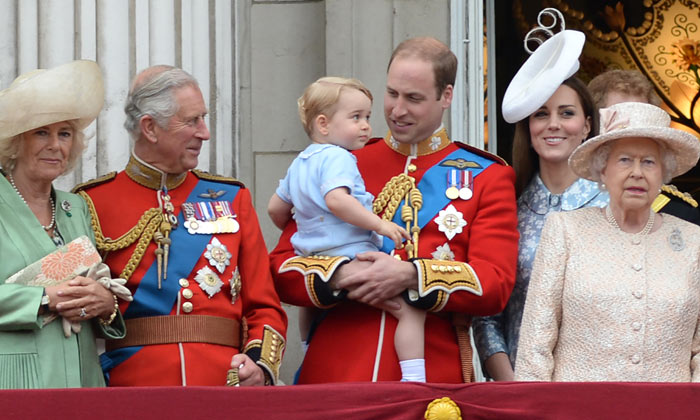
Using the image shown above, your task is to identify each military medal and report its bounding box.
[194,266,224,298]
[183,200,240,234]
[445,170,459,200]
[434,204,467,240]
[205,237,232,273]
[459,171,473,200]
[230,266,242,305]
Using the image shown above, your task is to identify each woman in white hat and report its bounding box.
[0,60,126,388]
[473,26,608,381]
[515,102,700,381]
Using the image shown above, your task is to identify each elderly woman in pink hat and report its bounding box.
[515,102,700,381]
[0,61,127,388]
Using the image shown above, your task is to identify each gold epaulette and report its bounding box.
[242,325,286,385]
[413,259,483,311]
[71,171,117,193]
[454,142,509,166]
[192,169,245,187]
[661,184,698,208]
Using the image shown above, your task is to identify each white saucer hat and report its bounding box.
[569,102,700,181]
[0,60,104,145]
[502,8,586,124]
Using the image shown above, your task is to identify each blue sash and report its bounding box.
[380,148,494,253]
[100,178,240,377]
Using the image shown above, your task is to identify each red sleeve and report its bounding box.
[236,188,288,345]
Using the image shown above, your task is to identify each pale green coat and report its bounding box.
[0,174,125,389]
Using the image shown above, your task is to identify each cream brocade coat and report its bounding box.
[515,207,700,382]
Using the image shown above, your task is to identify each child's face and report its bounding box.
[324,88,372,151]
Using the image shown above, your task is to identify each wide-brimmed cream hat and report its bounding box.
[0,60,104,144]
[569,102,700,181]
[501,29,585,124]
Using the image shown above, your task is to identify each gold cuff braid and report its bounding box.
[243,325,285,384]
[413,259,483,310]
[278,255,350,283]
[79,191,161,281]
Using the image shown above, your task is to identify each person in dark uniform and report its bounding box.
[588,69,700,225]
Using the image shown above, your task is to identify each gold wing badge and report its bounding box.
[440,158,482,170]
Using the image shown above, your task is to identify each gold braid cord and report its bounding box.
[373,173,423,258]
[79,191,162,281]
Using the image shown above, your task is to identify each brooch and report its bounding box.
[669,228,685,252]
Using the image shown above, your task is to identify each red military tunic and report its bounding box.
[76,154,287,386]
[270,129,518,383]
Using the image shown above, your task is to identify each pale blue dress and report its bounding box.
[472,174,609,371]
[276,143,382,258]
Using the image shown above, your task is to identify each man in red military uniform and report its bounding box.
[270,37,518,383]
[75,65,287,386]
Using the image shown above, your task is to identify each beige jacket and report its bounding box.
[515,207,700,382]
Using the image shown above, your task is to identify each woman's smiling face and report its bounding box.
[528,84,591,166]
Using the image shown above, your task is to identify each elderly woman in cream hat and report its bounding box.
[515,101,700,382]
[0,60,126,388]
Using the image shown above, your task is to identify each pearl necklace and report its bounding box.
[605,206,654,235]
[8,174,56,231]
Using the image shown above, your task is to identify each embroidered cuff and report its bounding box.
[243,325,285,385]
[410,259,482,311]
[279,256,350,308]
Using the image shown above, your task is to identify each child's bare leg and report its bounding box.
[387,296,426,382]
[298,307,320,353]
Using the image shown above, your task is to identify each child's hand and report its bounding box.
[376,220,410,249]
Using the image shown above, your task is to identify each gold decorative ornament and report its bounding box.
[278,255,350,283]
[373,173,423,258]
[424,397,462,420]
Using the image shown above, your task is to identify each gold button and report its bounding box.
[407,163,417,172]
[455,266,462,273]
[179,278,189,287]
[182,302,194,313]
[439,266,447,273]
[447,266,454,272]
[431,264,439,271]
[182,288,194,299]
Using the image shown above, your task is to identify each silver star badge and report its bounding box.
[205,237,232,273]
[194,266,224,298]
[434,204,467,241]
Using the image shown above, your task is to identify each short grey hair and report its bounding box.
[124,66,199,139]
[590,138,677,185]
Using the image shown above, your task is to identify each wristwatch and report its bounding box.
[40,290,50,313]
